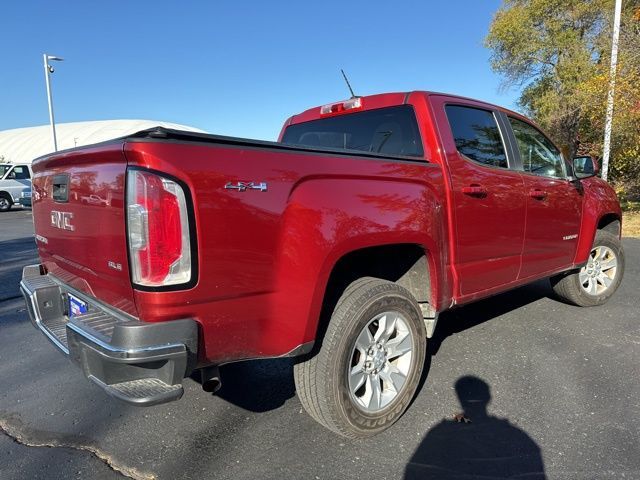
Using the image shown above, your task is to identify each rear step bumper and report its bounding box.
[20,264,198,406]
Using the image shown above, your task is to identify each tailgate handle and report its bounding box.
[52,174,70,202]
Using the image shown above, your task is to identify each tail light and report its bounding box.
[126,169,192,287]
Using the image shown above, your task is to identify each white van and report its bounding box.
[0,163,32,211]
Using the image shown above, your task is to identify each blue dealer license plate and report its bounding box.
[68,294,88,318]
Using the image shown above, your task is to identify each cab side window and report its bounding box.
[445,105,508,169]
[508,117,565,178]
[10,166,31,180]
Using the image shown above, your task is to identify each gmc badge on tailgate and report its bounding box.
[50,211,74,231]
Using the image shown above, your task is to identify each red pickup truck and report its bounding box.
[21,91,624,438]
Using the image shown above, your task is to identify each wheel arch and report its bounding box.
[576,211,622,264]
[0,190,13,207]
[304,241,440,352]
[597,213,621,237]
[574,179,622,264]
[273,173,450,355]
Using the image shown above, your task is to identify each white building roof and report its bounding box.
[0,119,206,164]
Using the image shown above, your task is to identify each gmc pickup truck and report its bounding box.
[21,92,624,438]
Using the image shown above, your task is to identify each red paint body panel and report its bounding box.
[428,95,527,296]
[518,174,582,278]
[123,141,448,363]
[574,177,622,263]
[30,91,622,366]
[31,144,137,317]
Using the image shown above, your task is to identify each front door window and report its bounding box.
[508,117,566,178]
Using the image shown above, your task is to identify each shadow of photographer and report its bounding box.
[405,375,546,480]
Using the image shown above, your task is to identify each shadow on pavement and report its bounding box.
[208,358,297,412]
[405,376,546,480]
[430,279,552,355]
[406,279,552,413]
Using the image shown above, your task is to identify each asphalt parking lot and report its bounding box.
[1,208,639,479]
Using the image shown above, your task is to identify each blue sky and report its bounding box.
[0,1,520,140]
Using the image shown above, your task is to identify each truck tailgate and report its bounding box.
[31,143,137,316]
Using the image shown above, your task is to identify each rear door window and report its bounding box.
[281,105,424,157]
[445,105,508,168]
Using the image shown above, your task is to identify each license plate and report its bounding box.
[68,294,88,318]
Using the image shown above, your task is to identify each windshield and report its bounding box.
[281,105,424,157]
[0,165,12,178]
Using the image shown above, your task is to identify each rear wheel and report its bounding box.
[551,230,624,307]
[0,193,12,212]
[294,277,427,438]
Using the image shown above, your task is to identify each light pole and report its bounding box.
[601,0,622,181]
[43,54,64,152]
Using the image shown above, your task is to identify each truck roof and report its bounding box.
[286,91,525,127]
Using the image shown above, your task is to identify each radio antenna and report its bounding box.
[340,69,357,98]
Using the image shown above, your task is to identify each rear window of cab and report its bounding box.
[281,105,424,157]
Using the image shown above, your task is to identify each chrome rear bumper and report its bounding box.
[20,264,198,406]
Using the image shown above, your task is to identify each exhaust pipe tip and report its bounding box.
[203,378,222,393]
[201,366,222,393]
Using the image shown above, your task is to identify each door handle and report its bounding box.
[529,189,547,199]
[462,185,487,197]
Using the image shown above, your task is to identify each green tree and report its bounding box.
[578,3,640,198]
[485,0,640,197]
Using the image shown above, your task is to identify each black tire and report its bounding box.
[551,229,625,307]
[294,277,427,438]
[0,193,12,212]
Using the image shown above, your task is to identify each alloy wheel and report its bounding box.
[578,245,618,296]
[347,311,414,413]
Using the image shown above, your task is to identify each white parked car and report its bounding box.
[0,163,32,211]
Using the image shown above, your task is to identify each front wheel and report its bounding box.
[294,277,427,438]
[551,230,625,307]
[0,194,12,212]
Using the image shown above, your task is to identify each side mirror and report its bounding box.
[572,155,598,179]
